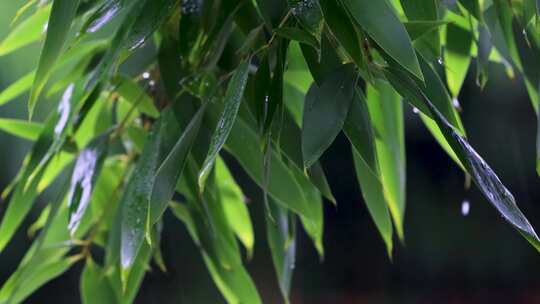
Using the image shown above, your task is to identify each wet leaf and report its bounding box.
[265,198,296,302]
[288,0,324,41]
[199,60,250,190]
[149,104,206,225]
[342,0,423,81]
[80,0,123,34]
[385,65,540,251]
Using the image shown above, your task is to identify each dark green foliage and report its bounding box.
[1,0,540,303]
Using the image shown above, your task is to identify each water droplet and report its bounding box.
[461,200,470,216]
[412,107,420,114]
[437,57,443,65]
[149,80,156,87]
[452,97,461,109]
[142,72,150,79]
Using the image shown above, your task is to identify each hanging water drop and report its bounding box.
[142,72,151,79]
[461,200,470,216]
[412,107,419,114]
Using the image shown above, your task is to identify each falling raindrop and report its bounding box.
[461,200,470,216]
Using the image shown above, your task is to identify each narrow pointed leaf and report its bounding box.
[199,60,250,190]
[384,66,540,251]
[302,64,355,168]
[0,118,43,141]
[149,104,206,225]
[0,4,51,56]
[366,81,406,240]
[344,90,393,254]
[28,0,81,118]
[215,157,255,255]
[266,199,296,302]
[80,259,116,304]
[342,0,423,81]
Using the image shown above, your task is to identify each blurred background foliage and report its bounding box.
[1,0,540,303]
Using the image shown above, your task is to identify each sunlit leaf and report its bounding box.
[28,0,81,118]
[0,4,51,56]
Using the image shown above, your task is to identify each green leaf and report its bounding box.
[0,4,51,56]
[171,195,262,304]
[274,26,319,49]
[112,75,160,118]
[0,118,43,141]
[210,106,316,226]
[403,21,448,41]
[384,65,540,251]
[80,0,123,34]
[320,0,367,72]
[215,157,255,256]
[0,83,83,253]
[342,0,423,81]
[149,104,206,225]
[28,0,81,118]
[302,64,355,168]
[120,115,167,273]
[344,90,393,255]
[199,60,250,190]
[288,0,324,41]
[444,22,473,98]
[265,199,296,302]
[366,81,406,241]
[0,39,106,106]
[80,258,116,304]
[0,257,77,304]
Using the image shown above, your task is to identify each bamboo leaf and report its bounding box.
[366,81,406,241]
[344,90,393,254]
[0,118,43,141]
[28,0,81,118]
[384,66,540,251]
[302,64,356,168]
[342,0,423,81]
[199,60,250,190]
[149,104,206,225]
[0,4,51,56]
[80,258,116,304]
[265,199,296,302]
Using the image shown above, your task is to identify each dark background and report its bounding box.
[1,1,540,303]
